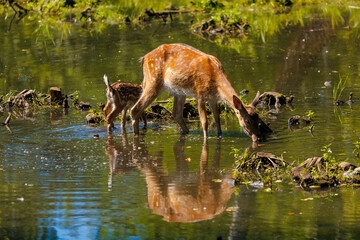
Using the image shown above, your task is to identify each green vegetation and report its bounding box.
[232,142,360,190]
[232,149,292,187]
[305,110,315,121]
[333,74,348,103]
[321,143,335,163]
[353,141,360,158]
[1,0,360,45]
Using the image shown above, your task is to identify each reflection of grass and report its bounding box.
[2,0,360,49]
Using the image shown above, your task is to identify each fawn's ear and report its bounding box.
[233,95,246,113]
[251,91,261,107]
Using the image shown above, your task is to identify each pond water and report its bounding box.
[1,8,360,240]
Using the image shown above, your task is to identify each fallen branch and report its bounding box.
[1,112,11,126]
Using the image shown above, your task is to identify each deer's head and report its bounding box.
[233,92,272,142]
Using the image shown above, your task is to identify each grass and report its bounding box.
[333,74,348,102]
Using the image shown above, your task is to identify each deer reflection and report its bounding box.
[106,132,144,188]
[105,134,234,223]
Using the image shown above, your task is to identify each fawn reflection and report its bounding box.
[105,134,234,223]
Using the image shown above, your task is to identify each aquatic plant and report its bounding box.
[305,110,315,121]
[353,141,360,158]
[321,143,335,164]
[333,74,348,103]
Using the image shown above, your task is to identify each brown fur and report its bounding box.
[103,75,146,132]
[130,44,272,141]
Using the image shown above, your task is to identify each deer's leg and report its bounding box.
[120,107,128,131]
[103,101,112,117]
[209,101,222,137]
[173,95,189,134]
[141,112,147,129]
[106,106,122,132]
[197,99,208,138]
[130,88,160,135]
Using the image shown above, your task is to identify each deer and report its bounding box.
[103,74,146,132]
[130,43,272,142]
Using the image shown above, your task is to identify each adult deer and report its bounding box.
[130,44,272,142]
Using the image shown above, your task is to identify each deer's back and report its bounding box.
[143,44,228,100]
[111,82,142,106]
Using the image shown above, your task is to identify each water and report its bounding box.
[1,8,360,239]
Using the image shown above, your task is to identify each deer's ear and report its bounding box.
[233,95,245,111]
[251,91,261,107]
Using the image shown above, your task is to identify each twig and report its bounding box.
[267,157,277,168]
[2,112,12,126]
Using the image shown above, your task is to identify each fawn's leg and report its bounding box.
[106,107,122,132]
[121,107,128,131]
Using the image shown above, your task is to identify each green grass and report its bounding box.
[333,74,348,102]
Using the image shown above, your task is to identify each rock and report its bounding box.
[288,115,313,128]
[324,81,332,87]
[86,113,101,124]
[291,167,307,181]
[288,115,301,125]
[338,162,356,171]
[258,91,294,107]
[239,89,249,95]
[98,102,105,110]
[248,181,264,189]
[353,167,360,174]
[78,101,91,110]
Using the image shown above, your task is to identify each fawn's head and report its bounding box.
[233,92,272,142]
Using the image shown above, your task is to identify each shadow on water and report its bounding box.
[106,132,234,223]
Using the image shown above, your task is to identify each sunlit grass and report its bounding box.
[333,74,348,102]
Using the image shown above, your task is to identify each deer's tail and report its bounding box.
[104,74,117,94]
[104,74,111,88]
